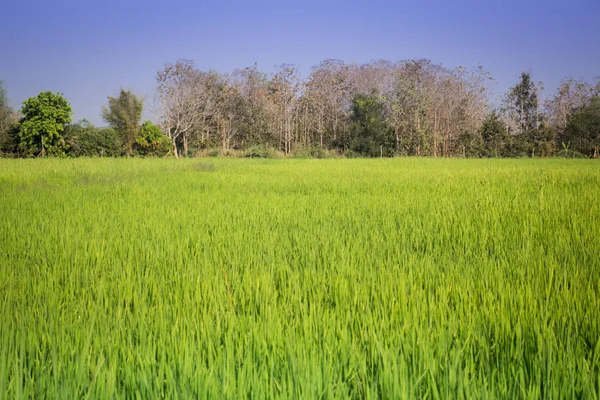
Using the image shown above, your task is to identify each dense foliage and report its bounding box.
[135,121,171,156]
[346,92,395,157]
[561,99,600,157]
[0,158,598,397]
[18,92,73,157]
[63,120,122,157]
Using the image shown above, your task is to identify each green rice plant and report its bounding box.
[0,158,599,398]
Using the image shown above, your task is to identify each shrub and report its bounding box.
[245,145,278,158]
[64,120,123,157]
[135,121,171,157]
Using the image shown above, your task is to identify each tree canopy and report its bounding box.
[19,91,72,157]
[563,99,600,157]
[102,89,143,156]
[135,121,171,156]
[348,92,394,157]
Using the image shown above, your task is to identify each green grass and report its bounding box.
[1,158,599,399]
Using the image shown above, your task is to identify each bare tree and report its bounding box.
[152,58,492,157]
[305,60,351,148]
[348,60,397,96]
[269,65,300,154]
[0,82,15,142]
[156,60,204,157]
[231,64,273,147]
[384,60,489,156]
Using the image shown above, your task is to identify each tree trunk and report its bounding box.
[433,113,438,158]
[444,120,450,157]
[172,137,179,158]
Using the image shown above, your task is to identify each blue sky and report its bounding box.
[1,0,598,125]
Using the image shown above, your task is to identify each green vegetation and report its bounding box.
[18,92,73,157]
[63,120,122,157]
[346,92,395,157]
[562,99,600,158]
[101,90,144,157]
[1,158,598,398]
[3,62,600,159]
[135,121,171,157]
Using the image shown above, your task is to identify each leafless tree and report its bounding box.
[155,60,204,157]
[153,58,492,157]
[384,60,489,156]
[269,65,300,154]
[305,60,351,148]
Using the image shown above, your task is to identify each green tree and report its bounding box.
[135,121,171,156]
[505,72,541,133]
[0,123,20,155]
[348,92,394,157]
[19,91,73,157]
[529,126,555,157]
[562,98,600,157]
[480,112,508,157]
[102,89,143,156]
[457,130,483,157]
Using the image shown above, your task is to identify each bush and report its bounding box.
[0,123,21,156]
[194,148,246,158]
[245,145,278,158]
[135,121,171,157]
[292,146,343,159]
[220,148,246,158]
[193,148,218,158]
[64,120,123,157]
[457,130,483,157]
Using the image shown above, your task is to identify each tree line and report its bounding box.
[1,59,599,158]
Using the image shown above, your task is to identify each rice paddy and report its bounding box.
[1,158,599,398]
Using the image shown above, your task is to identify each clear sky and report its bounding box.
[1,0,598,125]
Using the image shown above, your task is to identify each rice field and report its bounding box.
[0,158,599,399]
